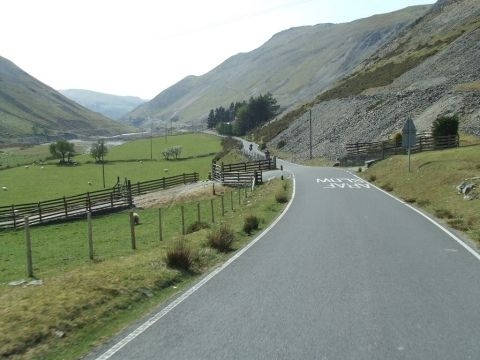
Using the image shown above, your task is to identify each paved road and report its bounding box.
[90,146,480,359]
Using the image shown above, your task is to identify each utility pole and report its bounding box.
[101,139,105,188]
[150,119,153,160]
[309,109,313,160]
[165,120,168,143]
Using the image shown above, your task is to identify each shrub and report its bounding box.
[357,167,362,173]
[165,240,193,270]
[394,133,403,147]
[186,221,210,234]
[259,142,267,150]
[417,199,431,207]
[432,115,459,138]
[243,215,260,235]
[207,225,235,252]
[404,197,417,204]
[434,208,454,219]
[381,183,393,192]
[368,174,377,182]
[447,218,469,232]
[276,140,286,149]
[275,190,289,203]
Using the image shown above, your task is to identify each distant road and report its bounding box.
[90,139,480,360]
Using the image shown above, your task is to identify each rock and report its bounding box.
[27,279,43,286]
[8,279,27,286]
[54,330,65,338]
[462,183,476,195]
[456,181,468,194]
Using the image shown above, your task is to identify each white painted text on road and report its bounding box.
[316,178,371,189]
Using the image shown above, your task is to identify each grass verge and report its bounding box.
[0,178,291,359]
[361,143,480,247]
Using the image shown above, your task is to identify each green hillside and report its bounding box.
[0,56,133,144]
[123,5,430,128]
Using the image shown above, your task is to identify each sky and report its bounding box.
[1,0,433,100]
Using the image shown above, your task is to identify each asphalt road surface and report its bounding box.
[90,149,480,360]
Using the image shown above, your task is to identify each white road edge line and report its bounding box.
[95,173,296,360]
[347,170,480,261]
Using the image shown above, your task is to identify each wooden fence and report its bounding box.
[211,158,276,187]
[0,172,198,229]
[346,134,459,158]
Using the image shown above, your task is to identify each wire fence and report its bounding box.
[2,185,255,282]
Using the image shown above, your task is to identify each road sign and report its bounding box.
[402,118,417,148]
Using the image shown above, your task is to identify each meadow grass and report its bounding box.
[361,143,480,246]
[0,144,51,169]
[0,178,291,360]
[0,133,221,205]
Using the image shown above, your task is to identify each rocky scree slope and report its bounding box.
[0,56,131,144]
[123,6,429,128]
[267,0,480,161]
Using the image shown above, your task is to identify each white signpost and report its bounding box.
[402,118,417,172]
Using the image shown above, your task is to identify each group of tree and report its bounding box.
[162,146,182,160]
[207,94,280,136]
[49,140,75,165]
[207,101,246,129]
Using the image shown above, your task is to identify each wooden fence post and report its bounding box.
[24,217,33,277]
[158,208,163,241]
[87,192,91,212]
[87,212,94,260]
[181,206,185,235]
[63,196,68,217]
[12,205,16,229]
[221,195,225,216]
[163,177,166,189]
[212,183,215,195]
[110,193,114,208]
[183,173,186,184]
[37,202,42,223]
[127,180,133,207]
[211,199,215,223]
[137,182,140,195]
[129,211,136,250]
[197,202,201,223]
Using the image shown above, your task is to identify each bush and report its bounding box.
[165,240,193,270]
[394,133,403,147]
[276,140,286,149]
[434,208,454,219]
[275,191,289,203]
[381,183,393,192]
[432,115,459,138]
[368,174,377,182]
[243,215,260,235]
[186,221,210,234]
[259,142,267,150]
[357,167,362,173]
[207,225,235,252]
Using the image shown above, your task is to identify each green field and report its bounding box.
[0,134,221,205]
[0,178,291,359]
[0,144,52,169]
[361,144,480,246]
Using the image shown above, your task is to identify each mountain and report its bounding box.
[0,56,132,144]
[60,89,145,120]
[123,5,430,128]
[260,0,480,161]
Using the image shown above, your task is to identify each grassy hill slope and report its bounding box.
[0,56,132,144]
[123,5,429,128]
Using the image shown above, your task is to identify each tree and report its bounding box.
[432,114,459,138]
[49,140,75,164]
[90,140,108,163]
[207,109,216,128]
